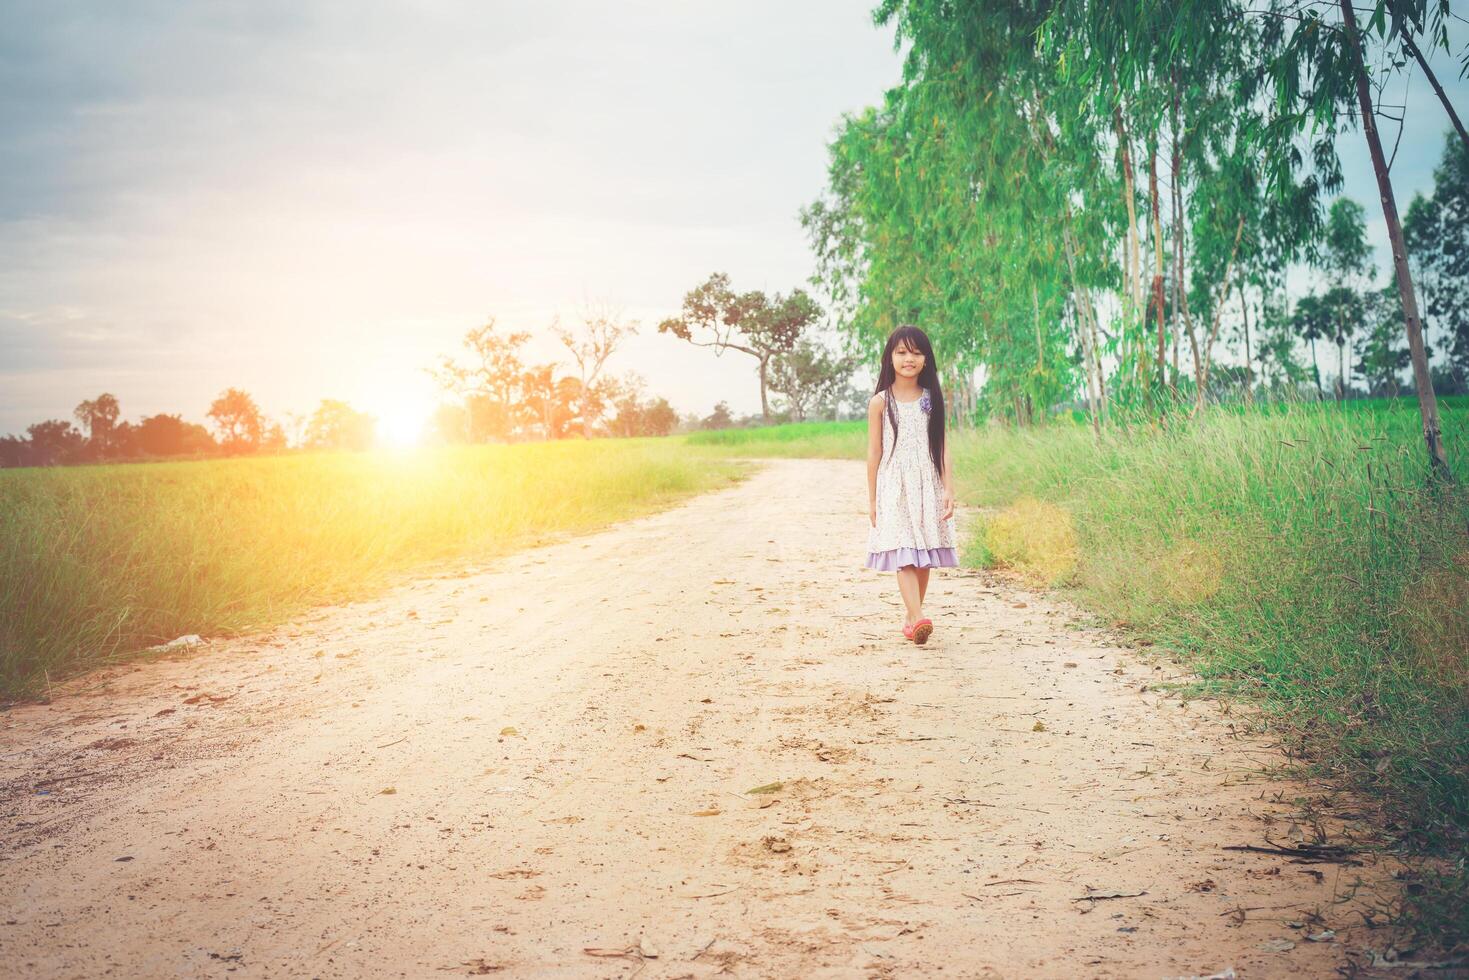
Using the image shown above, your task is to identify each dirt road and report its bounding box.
[1,458,1393,978]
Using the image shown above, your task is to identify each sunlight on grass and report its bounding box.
[0,439,746,699]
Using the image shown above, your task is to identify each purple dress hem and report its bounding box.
[865,547,958,571]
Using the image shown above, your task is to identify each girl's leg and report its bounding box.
[896,566,922,626]
[916,567,931,606]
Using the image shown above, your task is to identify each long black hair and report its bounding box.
[873,324,946,476]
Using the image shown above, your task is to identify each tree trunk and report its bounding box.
[758,355,771,423]
[1340,0,1448,476]
[1062,214,1106,425]
[1149,142,1167,391]
[1240,276,1254,404]
[581,379,594,440]
[1089,299,1107,414]
[1115,106,1144,319]
[1310,338,1324,399]
[1173,189,1205,406]
[1198,214,1247,398]
[1170,72,1185,392]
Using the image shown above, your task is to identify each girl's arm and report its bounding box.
[866,394,884,526]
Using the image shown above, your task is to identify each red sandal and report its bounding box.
[911,618,933,645]
[902,621,917,640]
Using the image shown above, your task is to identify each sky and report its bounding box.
[0,2,1466,440]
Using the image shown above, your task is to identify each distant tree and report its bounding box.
[305,400,375,451]
[1405,133,1469,394]
[520,365,557,439]
[0,435,31,468]
[108,420,140,458]
[641,398,678,437]
[73,393,121,457]
[767,340,857,422]
[658,272,822,423]
[603,374,679,437]
[429,317,530,442]
[822,379,871,421]
[1320,198,1372,400]
[26,420,84,466]
[463,394,513,444]
[136,413,217,457]
[518,364,580,440]
[1205,364,1253,399]
[427,403,471,445]
[1256,319,1311,392]
[1321,284,1366,400]
[207,388,265,454]
[1356,285,1412,397]
[1290,293,1331,399]
[554,305,637,438]
[1403,192,1442,359]
[260,421,288,452]
[701,401,735,430]
[282,411,310,449]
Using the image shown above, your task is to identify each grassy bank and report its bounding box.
[957,399,1468,937]
[0,439,746,700]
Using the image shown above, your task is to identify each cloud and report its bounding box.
[0,1,905,435]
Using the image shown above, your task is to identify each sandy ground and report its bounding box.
[1,458,1400,979]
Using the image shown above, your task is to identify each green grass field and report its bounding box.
[0,439,748,700]
[683,419,867,457]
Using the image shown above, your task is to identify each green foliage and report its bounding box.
[1405,133,1469,390]
[658,272,823,422]
[767,341,860,421]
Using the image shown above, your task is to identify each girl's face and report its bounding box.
[892,340,925,378]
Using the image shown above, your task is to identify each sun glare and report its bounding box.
[368,396,431,449]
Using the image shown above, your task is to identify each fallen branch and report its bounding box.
[1223,842,1362,867]
[1072,889,1147,902]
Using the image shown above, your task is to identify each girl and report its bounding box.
[865,325,957,644]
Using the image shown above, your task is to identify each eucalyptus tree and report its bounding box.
[805,0,1098,423]
[1259,0,1455,475]
[1405,133,1469,391]
[1036,0,1321,412]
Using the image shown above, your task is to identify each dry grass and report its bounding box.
[977,498,1078,586]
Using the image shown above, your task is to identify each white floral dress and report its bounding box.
[866,387,958,570]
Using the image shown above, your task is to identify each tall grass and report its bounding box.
[956,400,1469,850]
[0,439,746,699]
